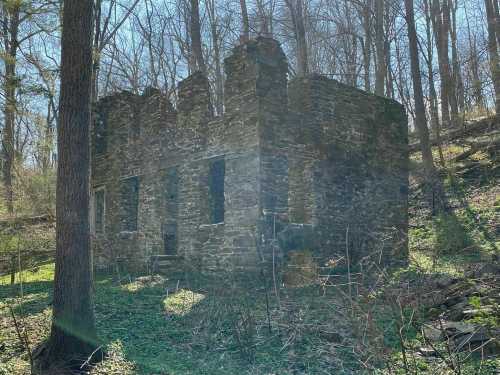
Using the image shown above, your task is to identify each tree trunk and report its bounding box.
[44,0,98,366]
[190,0,206,74]
[240,0,250,42]
[207,0,223,114]
[92,0,102,102]
[424,0,445,166]
[492,0,500,52]
[442,0,459,121]
[361,0,373,92]
[431,0,451,127]
[375,0,385,96]
[286,0,308,77]
[465,4,485,110]
[449,0,464,112]
[2,3,20,215]
[384,6,393,98]
[405,0,436,178]
[485,0,500,114]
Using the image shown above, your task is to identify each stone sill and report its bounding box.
[199,222,224,228]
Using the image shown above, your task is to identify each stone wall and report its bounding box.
[286,76,409,266]
[91,37,408,274]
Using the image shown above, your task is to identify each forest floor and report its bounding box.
[0,119,499,374]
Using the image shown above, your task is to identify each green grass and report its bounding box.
[1,267,368,374]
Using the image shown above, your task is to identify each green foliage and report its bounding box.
[13,169,56,216]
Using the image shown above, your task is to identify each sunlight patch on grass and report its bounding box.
[163,289,205,316]
[0,262,54,285]
[409,250,478,277]
[121,275,165,292]
[90,340,136,375]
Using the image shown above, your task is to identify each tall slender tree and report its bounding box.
[1,1,21,215]
[405,0,436,179]
[240,0,250,41]
[190,0,206,74]
[485,0,500,114]
[44,0,98,366]
[285,0,309,76]
[374,0,385,95]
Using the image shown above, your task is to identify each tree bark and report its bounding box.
[190,0,206,74]
[207,0,223,114]
[449,0,464,112]
[464,4,485,110]
[2,3,20,215]
[406,0,447,214]
[286,0,309,76]
[361,0,373,92]
[375,0,385,96]
[424,0,445,166]
[485,0,500,114]
[405,0,436,178]
[431,0,452,127]
[442,0,459,121]
[240,0,250,42]
[44,0,98,366]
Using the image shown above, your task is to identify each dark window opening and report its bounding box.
[163,224,177,255]
[209,158,225,224]
[121,176,139,231]
[94,189,105,234]
[94,111,108,155]
[165,167,179,203]
[164,167,179,254]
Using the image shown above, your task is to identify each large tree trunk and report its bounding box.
[374,0,385,96]
[190,0,206,74]
[44,0,98,366]
[485,0,500,114]
[2,3,20,215]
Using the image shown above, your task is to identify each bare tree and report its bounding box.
[374,0,385,95]
[240,0,250,41]
[285,0,309,76]
[485,0,500,114]
[423,0,445,165]
[206,0,224,114]
[431,0,453,126]
[190,0,206,74]
[405,0,445,213]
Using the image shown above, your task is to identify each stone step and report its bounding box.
[151,255,184,272]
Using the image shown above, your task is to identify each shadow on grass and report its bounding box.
[93,273,275,374]
[0,280,53,317]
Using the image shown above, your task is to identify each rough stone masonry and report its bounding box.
[90,37,409,274]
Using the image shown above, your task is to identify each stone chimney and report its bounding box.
[176,71,212,151]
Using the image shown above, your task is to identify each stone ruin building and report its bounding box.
[90,38,409,274]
